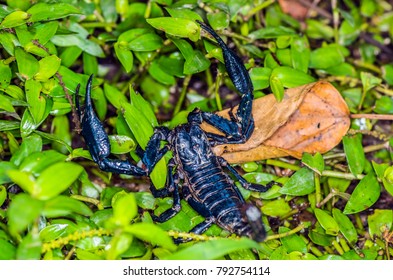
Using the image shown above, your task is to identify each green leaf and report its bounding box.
[108,135,136,154]
[0,239,16,260]
[25,79,46,124]
[0,185,6,207]
[367,209,393,238]
[309,46,346,69]
[114,42,133,73]
[314,208,339,236]
[280,167,315,196]
[360,71,382,93]
[249,26,296,39]
[343,134,366,175]
[107,191,138,227]
[207,11,229,30]
[123,223,176,251]
[332,208,358,244]
[106,232,133,260]
[344,173,380,214]
[0,11,30,29]
[26,3,81,22]
[35,162,83,200]
[279,227,307,253]
[261,199,292,218]
[147,17,200,42]
[291,36,310,73]
[0,162,17,184]
[0,60,12,88]
[10,134,42,166]
[165,8,203,22]
[128,33,163,51]
[0,94,15,112]
[250,67,271,90]
[34,55,61,81]
[16,232,42,260]
[271,66,316,88]
[270,74,284,101]
[164,238,260,260]
[43,195,93,218]
[148,60,176,85]
[302,152,324,175]
[121,101,153,150]
[8,193,44,235]
[15,47,39,80]
[103,83,128,109]
[19,150,67,176]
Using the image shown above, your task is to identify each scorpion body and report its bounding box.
[77,21,277,242]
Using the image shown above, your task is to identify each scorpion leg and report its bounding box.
[150,160,182,223]
[189,21,255,145]
[173,186,215,243]
[142,126,170,175]
[218,157,280,192]
[77,75,146,176]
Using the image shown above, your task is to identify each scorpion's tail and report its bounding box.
[197,20,254,97]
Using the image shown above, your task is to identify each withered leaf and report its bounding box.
[201,81,350,163]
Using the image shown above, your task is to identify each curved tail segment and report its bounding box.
[76,75,147,176]
[190,21,255,145]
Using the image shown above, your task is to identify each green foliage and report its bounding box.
[0,0,392,261]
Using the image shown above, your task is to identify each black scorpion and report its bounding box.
[76,21,278,242]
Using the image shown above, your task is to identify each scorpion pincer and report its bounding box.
[76,21,280,242]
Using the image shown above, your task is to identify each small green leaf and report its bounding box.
[165,8,203,22]
[104,83,128,109]
[107,191,138,227]
[108,135,136,154]
[280,167,315,196]
[34,55,61,81]
[0,239,16,260]
[302,152,324,175]
[25,79,46,124]
[309,46,346,69]
[250,67,271,90]
[0,11,30,29]
[19,150,67,176]
[343,134,366,176]
[35,162,83,200]
[360,71,382,93]
[291,36,310,73]
[367,209,393,238]
[279,227,307,253]
[26,3,81,22]
[0,185,7,207]
[0,60,12,88]
[249,26,296,39]
[8,193,44,235]
[207,11,229,30]
[148,60,176,85]
[16,232,42,260]
[43,195,93,218]
[15,47,39,79]
[10,134,42,166]
[0,162,17,184]
[124,223,176,251]
[314,209,339,236]
[114,42,133,73]
[344,173,380,214]
[0,94,15,112]
[332,208,358,244]
[271,66,316,88]
[270,74,284,101]
[147,17,200,42]
[261,199,292,217]
[128,33,163,52]
[165,238,260,260]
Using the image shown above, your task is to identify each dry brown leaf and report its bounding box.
[278,0,309,21]
[201,81,350,163]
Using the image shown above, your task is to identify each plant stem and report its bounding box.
[265,223,306,241]
[321,170,364,180]
[266,159,301,171]
[71,194,104,210]
[350,114,393,120]
[173,75,191,116]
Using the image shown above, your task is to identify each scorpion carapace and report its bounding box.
[76,21,279,242]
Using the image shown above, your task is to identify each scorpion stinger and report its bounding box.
[76,75,146,176]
